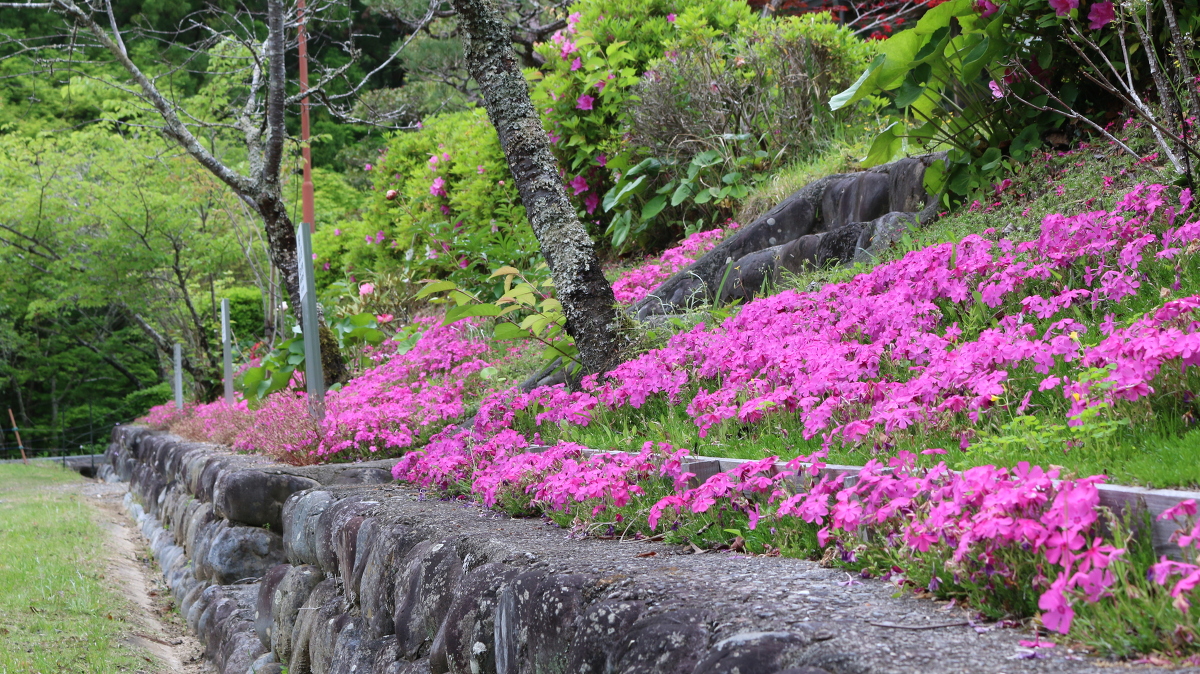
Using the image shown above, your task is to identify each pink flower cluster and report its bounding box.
[392,427,691,515]
[1151,501,1200,614]
[146,320,493,463]
[312,320,491,457]
[649,451,1124,634]
[589,184,1200,444]
[611,227,730,303]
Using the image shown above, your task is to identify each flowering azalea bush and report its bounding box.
[317,108,540,293]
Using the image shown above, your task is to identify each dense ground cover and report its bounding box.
[0,464,147,672]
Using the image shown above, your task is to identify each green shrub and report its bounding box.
[528,0,755,244]
[316,108,540,294]
[600,12,872,248]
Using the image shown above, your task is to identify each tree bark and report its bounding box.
[451,0,625,377]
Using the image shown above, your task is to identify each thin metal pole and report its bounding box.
[296,0,324,421]
[173,343,183,409]
[7,408,26,465]
[298,0,315,233]
[221,298,234,404]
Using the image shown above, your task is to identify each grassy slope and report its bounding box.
[534,124,1200,489]
[0,465,145,673]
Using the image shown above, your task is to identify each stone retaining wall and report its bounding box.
[103,424,1179,674]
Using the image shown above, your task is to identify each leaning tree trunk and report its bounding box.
[452,0,626,377]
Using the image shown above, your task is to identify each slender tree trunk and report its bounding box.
[451,0,626,377]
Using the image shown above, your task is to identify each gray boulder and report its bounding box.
[214,469,320,532]
[206,524,286,585]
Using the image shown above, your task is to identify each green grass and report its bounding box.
[0,464,147,673]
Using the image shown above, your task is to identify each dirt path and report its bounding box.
[76,479,210,674]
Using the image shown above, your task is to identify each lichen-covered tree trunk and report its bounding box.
[452,0,625,377]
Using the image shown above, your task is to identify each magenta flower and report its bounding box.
[428,155,439,170]
[375,230,386,243]
[667,13,676,22]
[322,262,330,271]
[576,94,594,111]
[333,228,342,236]
[596,153,608,167]
[477,165,486,174]
[548,130,561,144]
[1049,0,1078,16]
[569,175,589,196]
[359,283,375,296]
[584,192,600,214]
[975,0,998,16]
[571,57,582,71]
[430,176,448,197]
[364,163,373,171]
[1087,1,1114,28]
[988,80,1003,98]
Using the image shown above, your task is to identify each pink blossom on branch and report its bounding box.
[1087,1,1114,29]
[568,175,589,195]
[1049,0,1078,16]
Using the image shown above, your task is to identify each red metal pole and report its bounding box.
[297,0,315,233]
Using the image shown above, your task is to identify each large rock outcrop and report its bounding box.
[634,155,943,319]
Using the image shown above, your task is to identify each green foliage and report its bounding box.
[831,0,1119,202]
[320,108,540,295]
[236,312,386,403]
[533,3,870,250]
[603,149,767,247]
[416,266,580,374]
[529,0,755,245]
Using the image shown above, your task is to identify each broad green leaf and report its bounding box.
[415,280,457,299]
[894,63,932,109]
[979,146,1003,172]
[863,122,903,168]
[603,175,646,212]
[444,303,503,325]
[671,182,693,206]
[493,323,527,340]
[830,55,884,110]
[923,158,948,194]
[641,195,667,221]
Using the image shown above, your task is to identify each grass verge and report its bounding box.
[0,464,146,673]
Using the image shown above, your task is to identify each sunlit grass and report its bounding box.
[0,464,145,673]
